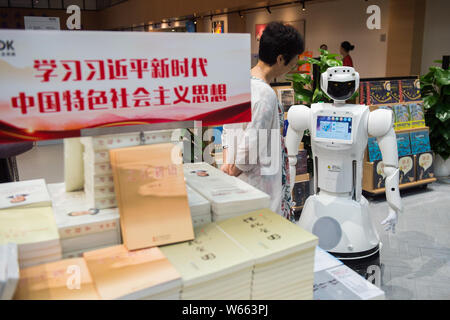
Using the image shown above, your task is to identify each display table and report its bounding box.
[313,247,385,300]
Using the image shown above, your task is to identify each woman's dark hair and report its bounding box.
[259,22,304,66]
[341,41,355,52]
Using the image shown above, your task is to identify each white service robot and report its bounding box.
[286,66,402,260]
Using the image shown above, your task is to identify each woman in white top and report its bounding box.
[221,22,304,220]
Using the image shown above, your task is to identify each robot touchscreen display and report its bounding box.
[316,116,352,141]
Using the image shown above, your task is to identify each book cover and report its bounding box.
[13,258,99,300]
[217,209,318,264]
[160,223,253,287]
[399,155,415,184]
[416,152,434,180]
[0,179,51,210]
[368,81,395,105]
[292,178,310,208]
[393,104,411,130]
[0,207,59,249]
[396,133,412,157]
[401,78,421,102]
[296,150,308,175]
[367,137,382,162]
[408,103,426,128]
[410,130,431,154]
[373,160,386,189]
[390,80,401,103]
[83,245,181,300]
[110,143,193,250]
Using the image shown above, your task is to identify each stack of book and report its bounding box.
[47,183,121,258]
[160,223,254,300]
[217,209,318,300]
[0,243,19,300]
[0,179,62,268]
[81,130,182,209]
[183,162,270,221]
[186,185,211,227]
[84,245,182,300]
[13,258,99,300]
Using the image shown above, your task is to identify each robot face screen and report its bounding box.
[327,80,356,101]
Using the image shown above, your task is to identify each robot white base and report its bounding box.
[297,192,381,260]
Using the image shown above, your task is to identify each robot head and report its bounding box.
[320,66,360,103]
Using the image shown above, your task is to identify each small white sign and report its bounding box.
[24,16,61,30]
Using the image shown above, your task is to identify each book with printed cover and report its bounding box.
[0,179,51,210]
[408,102,425,128]
[160,223,253,287]
[13,258,99,300]
[399,155,415,184]
[393,104,411,130]
[217,208,318,264]
[396,132,412,157]
[416,152,434,180]
[83,245,181,300]
[410,130,431,154]
[367,137,382,162]
[401,78,421,102]
[367,81,395,105]
[183,162,270,216]
[110,143,193,250]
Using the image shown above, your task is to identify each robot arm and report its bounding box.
[368,109,403,233]
[286,105,311,193]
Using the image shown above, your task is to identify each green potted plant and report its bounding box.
[420,60,450,178]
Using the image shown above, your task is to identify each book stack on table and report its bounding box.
[186,185,212,227]
[183,162,270,222]
[0,243,19,300]
[160,223,253,300]
[47,183,121,259]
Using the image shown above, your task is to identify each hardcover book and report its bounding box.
[13,258,99,300]
[83,245,181,300]
[0,179,51,210]
[367,81,395,105]
[410,130,431,154]
[408,103,425,128]
[367,137,382,162]
[416,152,434,180]
[110,143,194,250]
[393,104,411,130]
[373,160,386,189]
[390,80,401,103]
[396,133,412,157]
[399,155,415,184]
[400,78,421,102]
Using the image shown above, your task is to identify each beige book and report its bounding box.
[110,143,193,250]
[217,208,318,264]
[0,207,60,251]
[14,258,99,300]
[160,223,253,287]
[83,245,181,300]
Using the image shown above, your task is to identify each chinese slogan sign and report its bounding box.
[0,30,251,142]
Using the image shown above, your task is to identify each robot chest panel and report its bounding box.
[310,104,369,155]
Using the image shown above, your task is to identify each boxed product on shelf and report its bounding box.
[111,143,194,250]
[367,80,397,105]
[83,245,182,300]
[410,130,431,154]
[396,132,412,157]
[408,102,426,128]
[0,243,19,300]
[416,152,435,180]
[0,206,62,269]
[399,155,415,184]
[393,104,411,130]
[13,258,99,300]
[400,78,421,102]
[373,160,386,189]
[292,174,310,208]
[160,223,254,300]
[183,162,270,222]
[368,137,382,162]
[217,209,318,300]
[296,149,308,175]
[0,179,51,210]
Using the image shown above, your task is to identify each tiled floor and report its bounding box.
[13,143,450,300]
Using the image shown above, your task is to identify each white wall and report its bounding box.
[421,0,450,75]
[245,0,389,78]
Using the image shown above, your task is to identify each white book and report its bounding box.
[0,179,51,210]
[0,245,6,298]
[186,185,211,217]
[1,243,19,300]
[47,183,120,240]
[183,163,270,216]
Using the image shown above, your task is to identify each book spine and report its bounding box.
[59,219,120,239]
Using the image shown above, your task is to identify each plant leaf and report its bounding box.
[424,94,439,109]
[297,60,310,66]
[435,69,450,86]
[433,60,443,64]
[435,102,450,122]
[307,58,321,65]
[295,92,312,104]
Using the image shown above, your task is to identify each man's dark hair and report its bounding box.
[259,22,304,66]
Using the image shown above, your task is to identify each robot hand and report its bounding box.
[381,207,398,233]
